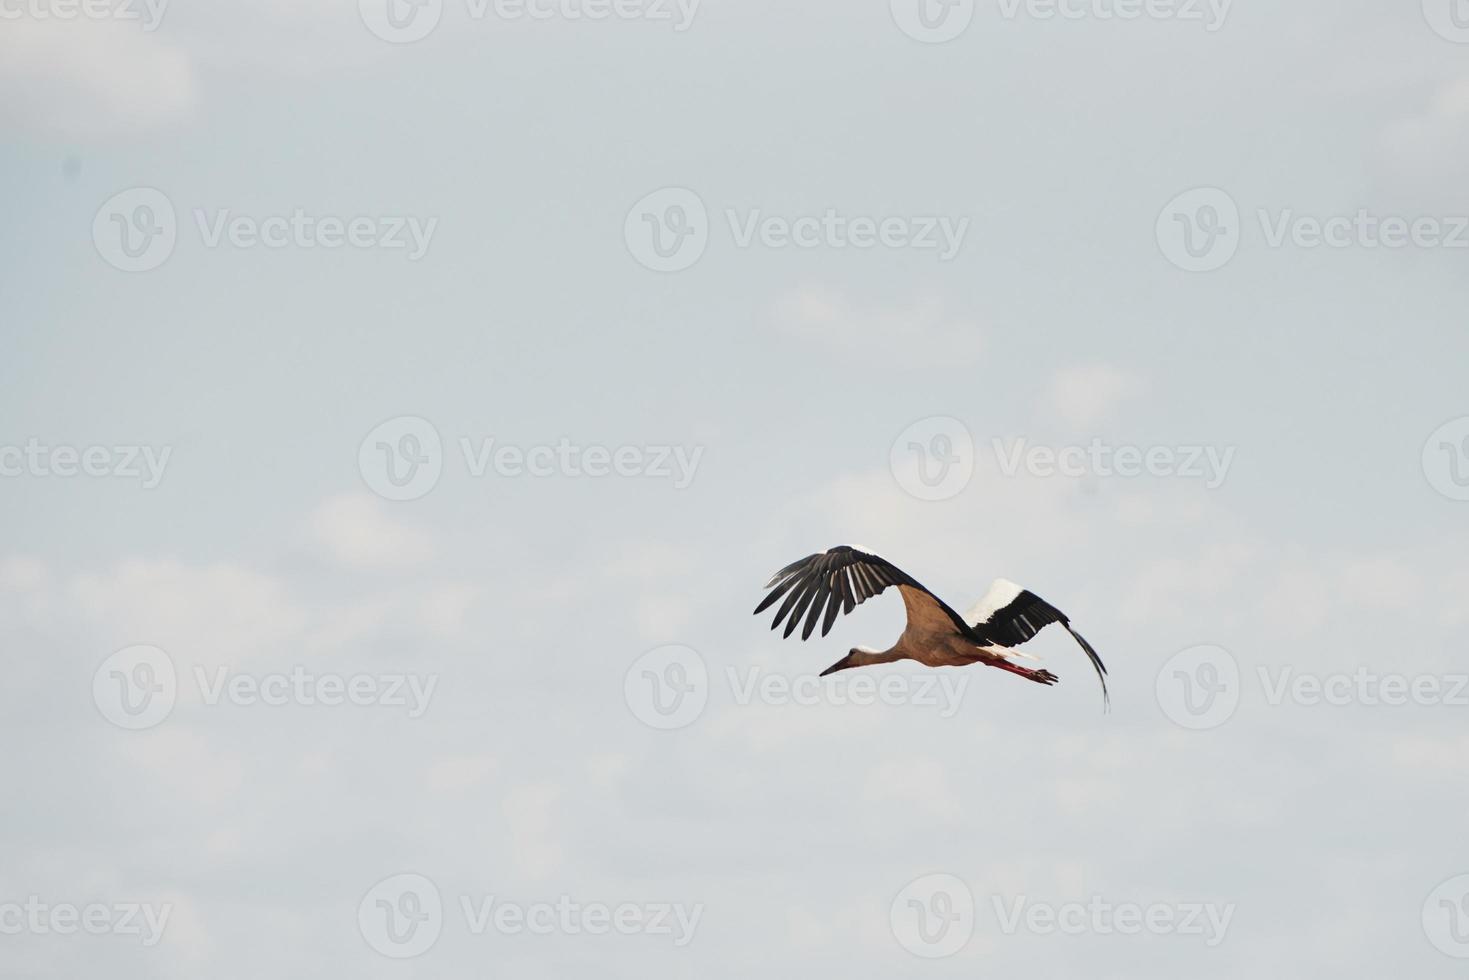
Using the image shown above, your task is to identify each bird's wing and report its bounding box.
[968,579,1110,706]
[753,545,970,641]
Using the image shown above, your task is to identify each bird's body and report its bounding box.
[753,545,1108,707]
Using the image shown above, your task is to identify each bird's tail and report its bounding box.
[1064,623,1110,711]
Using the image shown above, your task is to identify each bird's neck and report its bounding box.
[850,646,906,668]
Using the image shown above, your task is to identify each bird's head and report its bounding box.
[821,647,877,677]
[819,652,857,677]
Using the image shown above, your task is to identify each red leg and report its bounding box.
[992,660,1059,686]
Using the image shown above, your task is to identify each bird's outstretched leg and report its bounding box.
[991,660,1059,686]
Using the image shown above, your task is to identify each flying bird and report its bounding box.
[753,545,1108,707]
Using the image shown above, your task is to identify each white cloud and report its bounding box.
[305,492,434,572]
[862,757,960,822]
[71,557,309,665]
[425,754,498,796]
[417,582,486,638]
[0,555,49,591]
[1119,538,1263,625]
[0,1,399,140]
[502,781,567,879]
[774,285,984,367]
[1336,556,1424,613]
[1378,77,1469,207]
[0,19,198,138]
[1042,363,1140,427]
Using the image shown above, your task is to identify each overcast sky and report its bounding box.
[4,0,1469,976]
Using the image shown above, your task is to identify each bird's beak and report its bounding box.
[820,654,855,678]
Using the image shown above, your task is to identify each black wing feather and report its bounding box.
[820,572,844,636]
[836,568,855,615]
[752,546,970,640]
[784,582,820,639]
[753,573,802,616]
[974,589,1110,708]
[768,578,812,630]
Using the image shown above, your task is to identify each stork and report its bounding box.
[753,545,1109,708]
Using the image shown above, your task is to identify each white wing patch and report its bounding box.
[965,578,1024,626]
[983,643,1042,663]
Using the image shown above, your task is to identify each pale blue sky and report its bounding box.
[3,1,1469,976]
